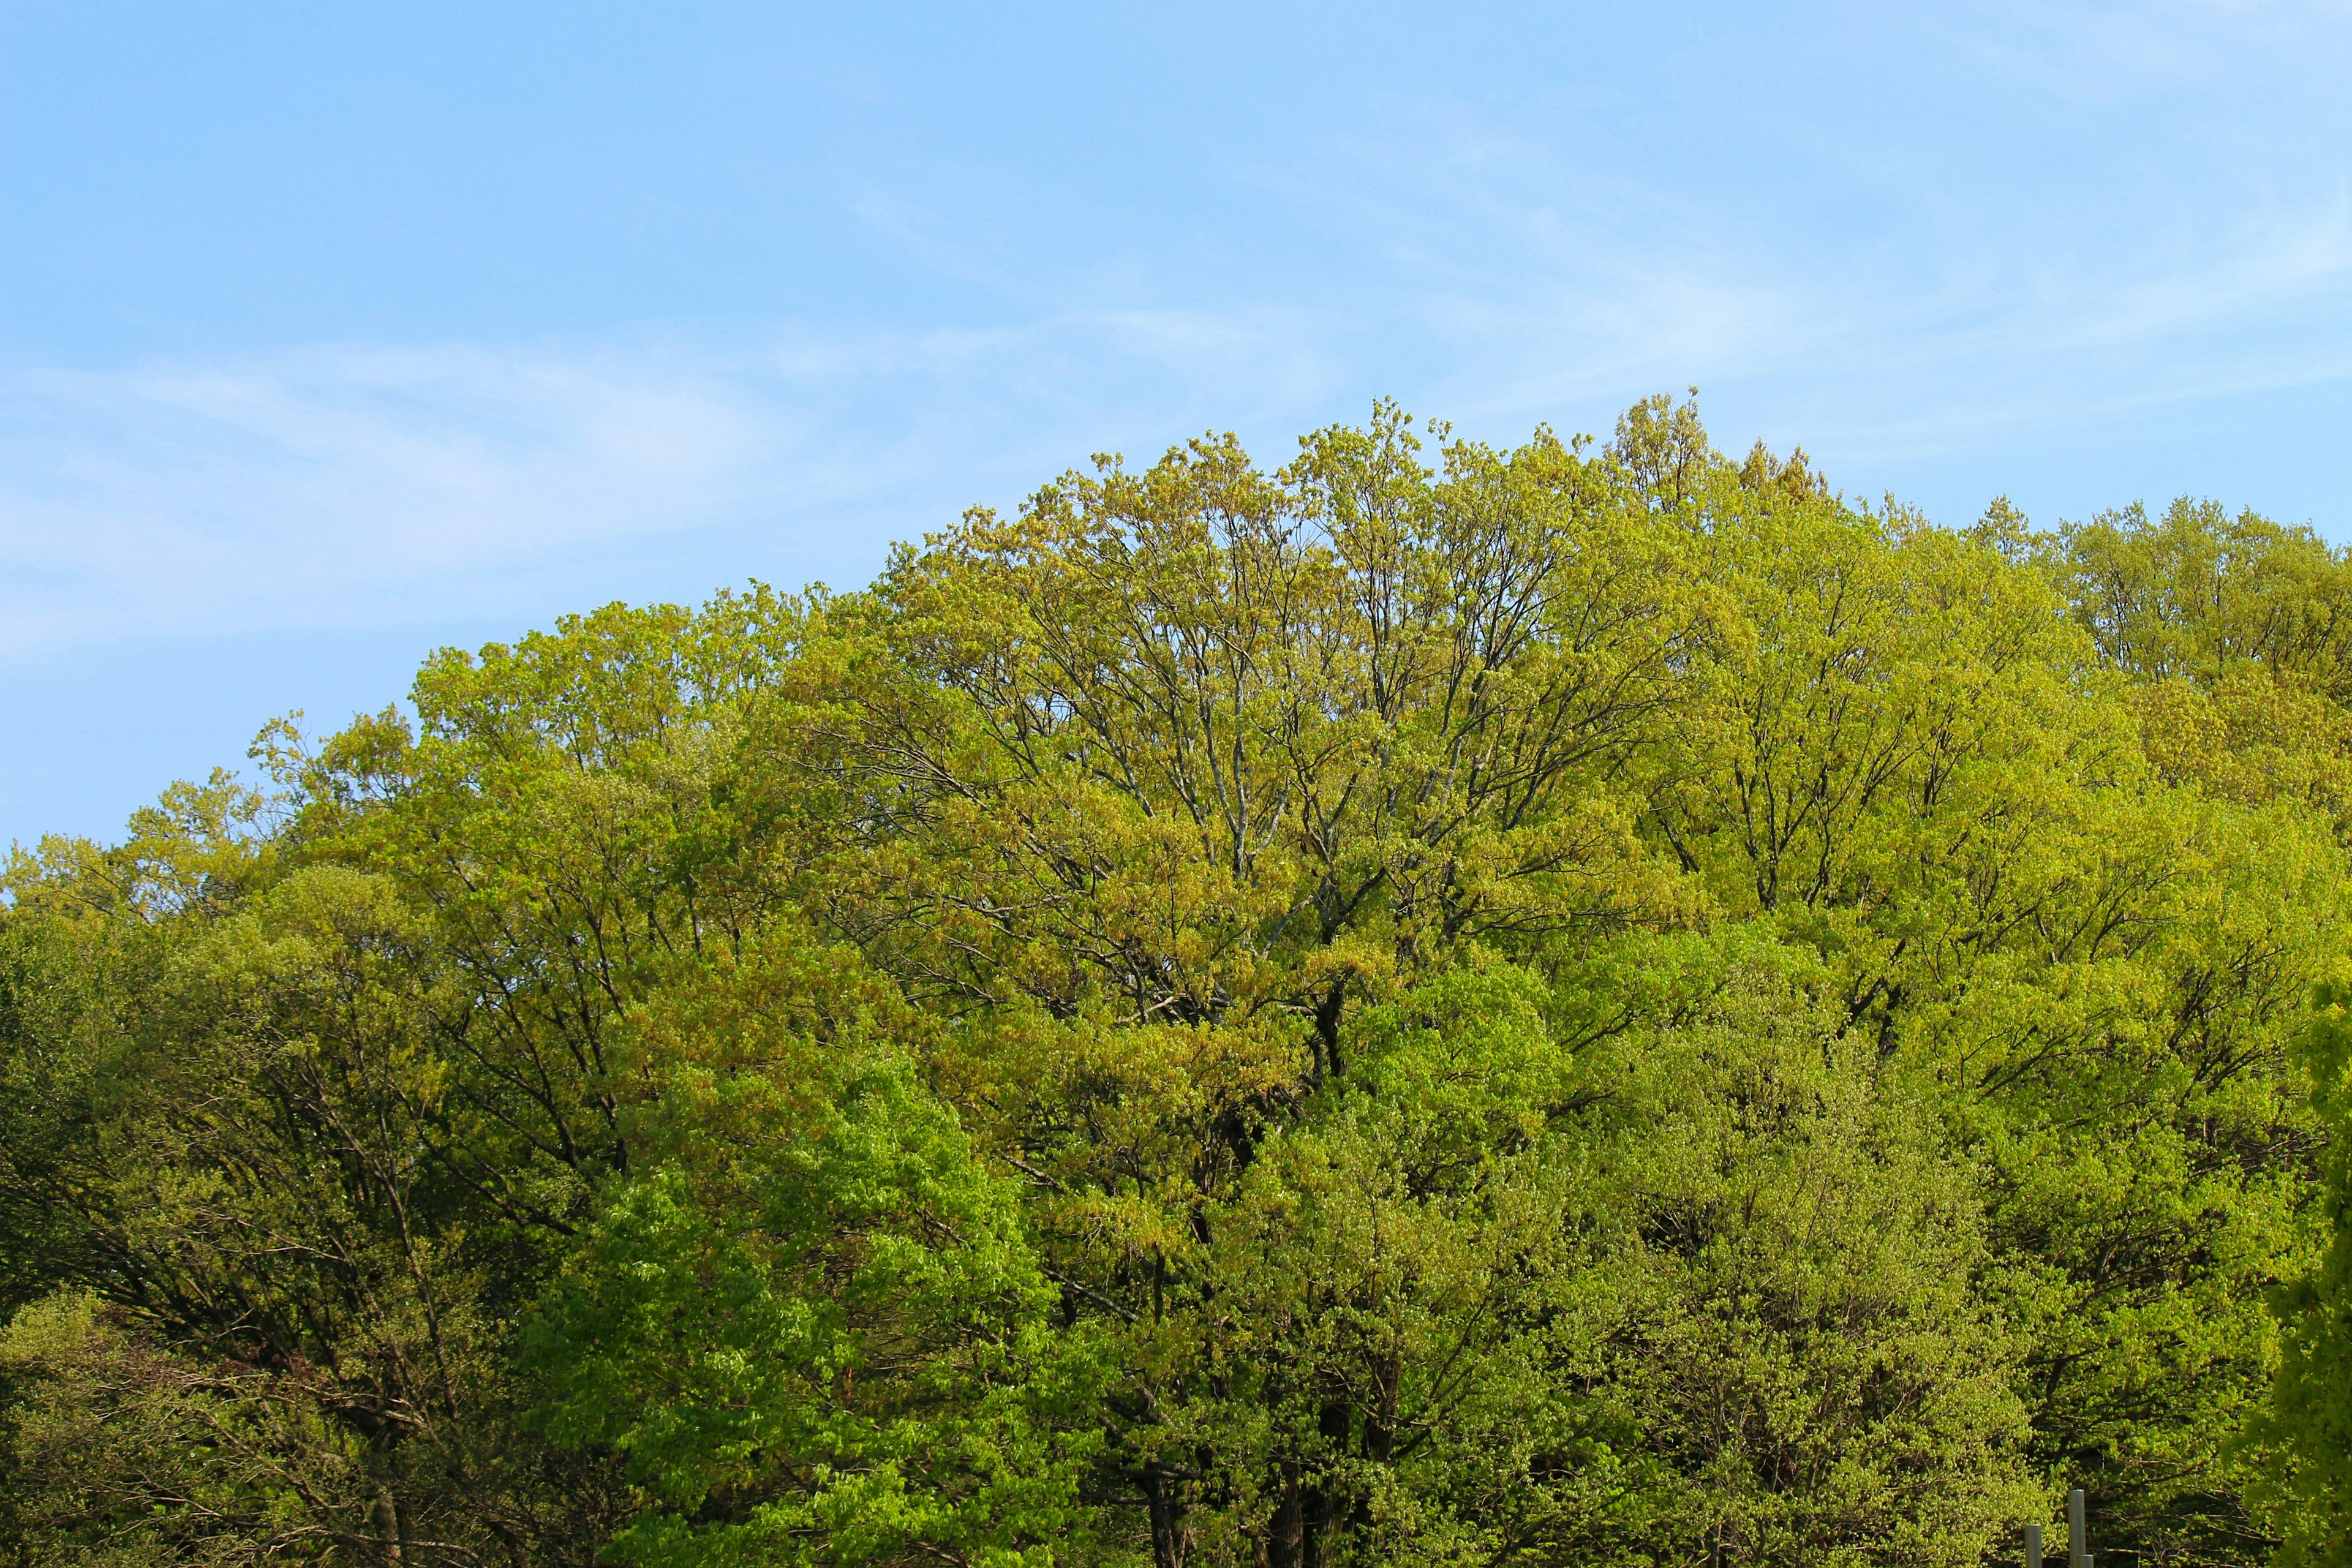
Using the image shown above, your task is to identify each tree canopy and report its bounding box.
[9,396,2352,1567]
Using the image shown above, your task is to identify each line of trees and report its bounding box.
[10,396,2352,1566]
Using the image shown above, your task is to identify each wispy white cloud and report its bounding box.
[1240,78,2352,462]
[1921,0,2348,102]
[0,311,1350,657]
[15,167,2352,663]
[16,0,2352,669]
[1,341,802,653]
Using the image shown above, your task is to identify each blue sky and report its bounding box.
[7,1,2352,846]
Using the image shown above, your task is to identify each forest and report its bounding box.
[12,394,2352,1568]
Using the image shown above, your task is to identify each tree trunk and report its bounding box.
[371,1486,405,1567]
[1267,1466,1305,1568]
[1145,1461,1191,1568]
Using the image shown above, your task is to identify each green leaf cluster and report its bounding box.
[7,398,2352,1567]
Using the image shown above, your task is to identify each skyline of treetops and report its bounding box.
[12,394,2352,1567]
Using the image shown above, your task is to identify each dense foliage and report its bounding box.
[10,397,2352,1566]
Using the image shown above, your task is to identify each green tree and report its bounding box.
[2256,986,2352,1566]
[10,396,2351,1568]
[524,929,1102,1568]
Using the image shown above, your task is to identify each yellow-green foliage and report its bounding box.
[7,397,2352,1567]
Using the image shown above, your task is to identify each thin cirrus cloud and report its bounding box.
[1942,0,2349,105]
[0,308,1351,659]
[0,344,794,654]
[11,0,2352,848]
[9,182,2352,668]
[12,0,2352,668]
[1195,54,2352,464]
